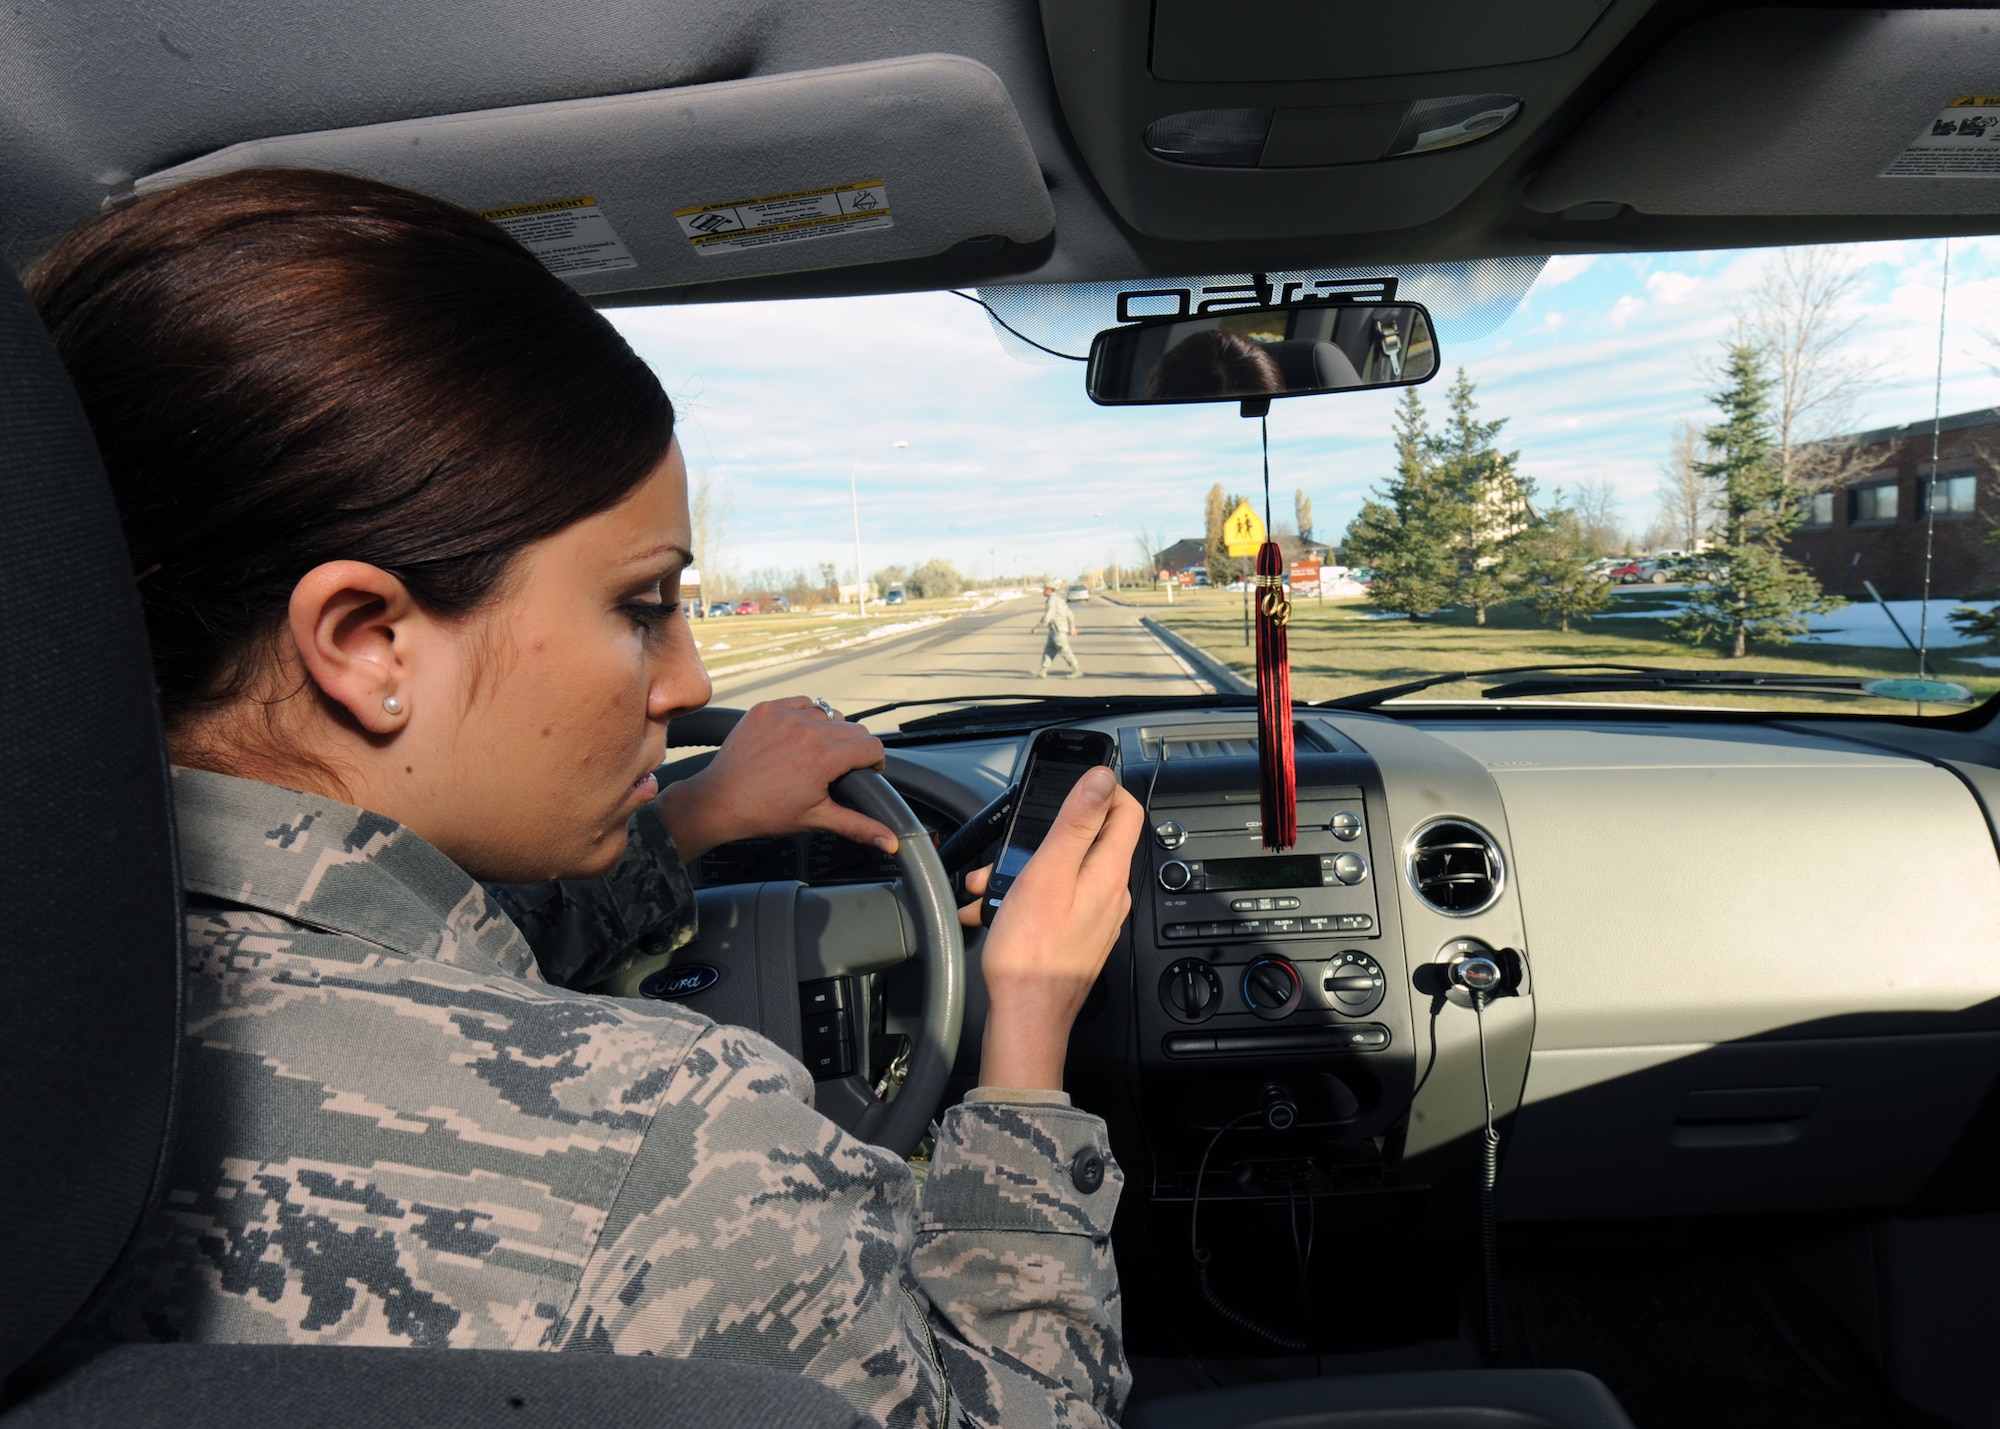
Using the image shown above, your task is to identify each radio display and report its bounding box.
[1200,854,1322,891]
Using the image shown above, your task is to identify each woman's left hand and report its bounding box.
[650,698,898,861]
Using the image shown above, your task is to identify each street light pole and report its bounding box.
[848,440,908,617]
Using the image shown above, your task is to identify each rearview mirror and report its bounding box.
[1085,301,1438,407]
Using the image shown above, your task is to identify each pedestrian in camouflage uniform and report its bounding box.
[32,168,1145,1429]
[1034,586,1082,678]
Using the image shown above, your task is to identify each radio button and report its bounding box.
[1276,897,1301,910]
[1201,922,1230,938]
[1332,853,1369,885]
[1154,819,1188,850]
[1306,916,1332,932]
[1163,922,1195,939]
[1230,898,1258,912]
[1158,860,1192,892]
[1236,919,1265,935]
[1337,914,1373,931]
[1269,918,1299,933]
[1330,811,1363,841]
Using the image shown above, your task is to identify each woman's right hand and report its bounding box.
[962,766,1143,1092]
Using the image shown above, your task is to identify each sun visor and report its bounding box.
[133,55,1054,295]
[1528,9,2000,216]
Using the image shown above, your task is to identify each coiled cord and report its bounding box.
[1472,988,1502,1360]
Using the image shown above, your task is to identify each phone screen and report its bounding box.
[985,728,1117,915]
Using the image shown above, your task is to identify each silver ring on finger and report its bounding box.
[814,697,838,720]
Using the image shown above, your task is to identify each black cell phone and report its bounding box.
[983,727,1118,922]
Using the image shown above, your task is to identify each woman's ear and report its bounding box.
[287,561,420,735]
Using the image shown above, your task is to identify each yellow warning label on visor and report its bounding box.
[674,179,893,256]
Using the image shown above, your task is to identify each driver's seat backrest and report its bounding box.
[0,261,182,1384]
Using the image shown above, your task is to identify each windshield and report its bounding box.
[609,239,2000,730]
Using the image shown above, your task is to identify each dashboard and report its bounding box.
[678,704,2000,1356]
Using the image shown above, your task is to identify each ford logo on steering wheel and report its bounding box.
[639,964,721,1001]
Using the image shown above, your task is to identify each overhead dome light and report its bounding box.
[1142,107,1273,167]
[1144,94,1520,168]
[1384,94,1522,157]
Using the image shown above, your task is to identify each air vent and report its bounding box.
[1404,818,1504,916]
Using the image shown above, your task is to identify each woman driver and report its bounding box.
[32,168,1141,1429]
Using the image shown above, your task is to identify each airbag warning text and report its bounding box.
[478,197,637,277]
[675,180,892,256]
[1884,96,2000,177]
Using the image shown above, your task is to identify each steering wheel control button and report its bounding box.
[803,1011,848,1043]
[1158,859,1192,892]
[1241,956,1303,1019]
[805,1041,855,1079]
[1154,819,1188,850]
[1330,811,1363,841]
[799,979,848,1014]
[1160,959,1222,1022]
[1331,852,1369,885]
[1324,952,1388,1016]
[1070,1147,1107,1194]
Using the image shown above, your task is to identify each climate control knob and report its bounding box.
[1158,860,1192,892]
[1160,960,1222,1022]
[1242,956,1303,1019]
[1323,951,1387,1017]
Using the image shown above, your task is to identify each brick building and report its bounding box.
[1786,407,2000,599]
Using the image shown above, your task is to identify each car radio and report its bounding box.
[1149,793,1382,944]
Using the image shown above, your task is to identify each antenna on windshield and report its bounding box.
[1918,238,1951,679]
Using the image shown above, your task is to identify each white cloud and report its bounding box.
[1645,271,1700,305]
[1607,294,1647,329]
[1535,255,1599,289]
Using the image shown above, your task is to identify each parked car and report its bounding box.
[771,595,791,612]
[734,599,760,615]
[1066,583,1091,602]
[883,587,907,606]
[706,600,734,617]
[1608,559,1670,585]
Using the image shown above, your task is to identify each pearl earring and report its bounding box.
[382,695,404,715]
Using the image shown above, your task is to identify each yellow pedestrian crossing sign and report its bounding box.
[1223,501,1266,558]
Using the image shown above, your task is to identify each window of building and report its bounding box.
[1850,481,1899,524]
[1801,490,1834,527]
[1919,471,1978,518]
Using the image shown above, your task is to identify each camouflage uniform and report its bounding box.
[78,768,1129,1429]
[1037,593,1081,678]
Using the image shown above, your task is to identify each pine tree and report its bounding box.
[1432,369,1534,626]
[1343,386,1457,619]
[1668,343,1836,658]
[1521,500,1612,633]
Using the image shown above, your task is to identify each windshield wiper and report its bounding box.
[1320,663,1974,710]
[860,692,1255,740]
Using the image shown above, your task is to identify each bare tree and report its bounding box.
[688,467,732,600]
[1133,524,1167,576]
[1735,247,1874,491]
[1294,489,1315,544]
[1570,477,1626,555]
[1653,420,1710,549]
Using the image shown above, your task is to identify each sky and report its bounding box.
[607,236,2000,587]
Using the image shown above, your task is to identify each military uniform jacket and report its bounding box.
[1040,596,1076,636]
[83,769,1130,1429]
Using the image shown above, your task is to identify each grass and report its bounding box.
[1140,586,2000,716]
[691,594,1004,673]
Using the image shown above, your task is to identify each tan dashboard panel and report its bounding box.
[1424,725,2000,1050]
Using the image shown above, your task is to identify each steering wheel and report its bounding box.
[605,721,964,1159]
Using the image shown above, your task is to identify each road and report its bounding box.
[708,596,1216,725]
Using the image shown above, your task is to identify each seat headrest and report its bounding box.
[0,266,182,1378]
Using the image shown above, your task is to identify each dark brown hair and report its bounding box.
[1148,326,1283,400]
[27,167,675,726]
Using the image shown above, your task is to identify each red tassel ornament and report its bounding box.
[1253,538,1297,850]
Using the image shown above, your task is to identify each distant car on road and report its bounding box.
[734,600,760,615]
[1066,583,1091,603]
[706,600,734,617]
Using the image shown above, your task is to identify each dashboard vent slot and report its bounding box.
[1404,818,1503,916]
